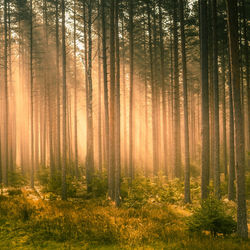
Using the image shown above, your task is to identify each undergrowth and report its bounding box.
[0,177,249,249]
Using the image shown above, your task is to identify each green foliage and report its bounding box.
[7,188,23,196]
[0,184,248,249]
[36,168,50,186]
[37,168,78,198]
[187,196,237,236]
[0,195,36,223]
[8,171,28,187]
[121,178,189,208]
[89,173,108,198]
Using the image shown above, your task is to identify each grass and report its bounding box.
[0,177,249,249]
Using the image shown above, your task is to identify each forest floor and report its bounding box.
[0,173,249,249]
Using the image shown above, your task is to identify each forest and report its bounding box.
[0,0,249,248]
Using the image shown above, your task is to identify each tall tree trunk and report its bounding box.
[109,0,116,199]
[8,2,15,172]
[226,0,248,238]
[173,1,181,178]
[3,0,8,186]
[129,0,134,183]
[121,16,127,177]
[61,0,67,200]
[143,10,148,178]
[115,0,120,206]
[159,3,167,178]
[73,0,78,177]
[212,0,220,198]
[179,0,190,203]
[56,0,61,170]
[86,0,94,192]
[200,0,210,200]
[30,0,34,188]
[221,49,228,178]
[97,0,102,173]
[147,3,156,178]
[101,0,109,176]
[241,0,249,168]
[228,62,235,201]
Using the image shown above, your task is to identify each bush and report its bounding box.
[187,196,237,236]
[37,168,78,198]
[8,171,28,187]
[7,188,23,196]
[89,173,108,198]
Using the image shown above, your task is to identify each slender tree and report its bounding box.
[226,0,248,238]
[212,0,220,198]
[200,0,210,200]
[73,0,78,177]
[128,0,134,183]
[179,0,190,203]
[61,0,67,200]
[101,0,109,175]
[115,0,120,206]
[30,0,34,188]
[3,0,8,186]
[109,0,116,199]
[86,0,94,192]
[173,0,181,178]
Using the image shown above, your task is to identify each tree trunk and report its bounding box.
[129,0,134,183]
[73,0,78,177]
[56,0,61,171]
[109,0,116,199]
[86,0,94,193]
[115,0,120,206]
[212,0,220,198]
[3,0,8,186]
[221,49,228,178]
[173,1,181,178]
[228,63,235,201]
[30,0,34,188]
[159,3,167,178]
[97,1,102,173]
[226,0,248,238]
[200,0,210,200]
[101,0,110,176]
[179,0,190,203]
[61,0,67,200]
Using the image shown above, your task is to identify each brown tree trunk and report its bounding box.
[200,0,210,200]
[179,0,190,203]
[115,0,120,206]
[101,0,109,176]
[129,0,134,183]
[3,0,8,186]
[173,1,181,178]
[61,0,67,200]
[226,0,248,238]
[212,0,220,198]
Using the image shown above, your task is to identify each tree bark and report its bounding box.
[212,0,220,198]
[129,0,134,183]
[61,0,67,200]
[179,0,190,203]
[173,1,181,178]
[226,0,248,238]
[200,0,210,200]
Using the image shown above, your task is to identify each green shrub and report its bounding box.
[89,173,108,198]
[187,196,237,236]
[37,168,78,197]
[8,171,28,187]
[36,168,49,186]
[7,188,23,196]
